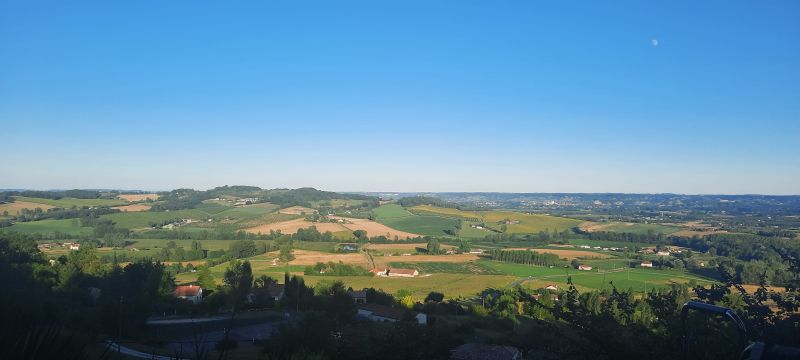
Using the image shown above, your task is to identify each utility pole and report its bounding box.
[118,296,124,341]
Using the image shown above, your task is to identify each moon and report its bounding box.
[651,39,659,47]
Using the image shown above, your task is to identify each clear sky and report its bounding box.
[1,1,798,194]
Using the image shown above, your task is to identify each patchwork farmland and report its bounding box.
[6,189,724,304]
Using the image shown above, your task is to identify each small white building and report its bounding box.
[578,265,593,271]
[347,290,367,304]
[656,251,671,257]
[640,261,654,268]
[69,243,81,251]
[387,268,419,277]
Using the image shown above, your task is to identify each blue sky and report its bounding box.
[1,1,798,194]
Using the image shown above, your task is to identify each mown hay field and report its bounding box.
[112,204,152,212]
[0,201,55,215]
[409,205,482,220]
[117,193,160,202]
[331,216,420,239]
[245,218,350,235]
[278,206,316,215]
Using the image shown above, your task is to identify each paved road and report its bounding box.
[146,315,229,325]
[106,341,187,360]
[165,321,284,354]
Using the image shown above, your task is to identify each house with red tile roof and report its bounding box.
[173,285,203,304]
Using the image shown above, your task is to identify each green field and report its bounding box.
[523,268,713,292]
[125,238,241,251]
[303,273,518,299]
[373,204,460,236]
[175,258,307,285]
[98,202,285,230]
[480,211,582,234]
[566,239,642,248]
[379,214,460,237]
[479,260,713,291]
[310,199,368,208]
[211,203,279,220]
[459,221,497,238]
[594,222,681,235]
[409,205,482,220]
[403,205,584,235]
[10,218,94,236]
[387,261,502,275]
[194,201,235,214]
[176,264,516,299]
[101,209,213,228]
[15,196,127,208]
[293,241,337,253]
[372,204,415,220]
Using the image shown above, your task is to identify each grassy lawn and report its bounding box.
[15,196,127,207]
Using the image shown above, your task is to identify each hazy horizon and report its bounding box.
[1,185,798,197]
[2,1,798,194]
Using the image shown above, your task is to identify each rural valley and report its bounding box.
[2,186,800,359]
[3,1,798,359]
